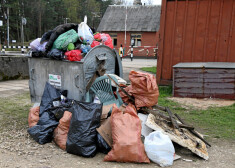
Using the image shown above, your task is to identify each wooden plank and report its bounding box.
[205,0,221,62]
[194,0,209,62]
[217,0,234,62]
[162,1,175,80]
[175,88,204,94]
[203,0,212,62]
[204,78,235,83]
[174,73,204,78]
[146,114,209,160]
[175,68,235,75]
[172,1,185,66]
[228,1,235,62]
[204,83,235,89]
[227,0,235,62]
[215,0,224,61]
[180,0,188,62]
[174,78,203,83]
[203,88,235,94]
[204,69,235,74]
[174,82,203,88]
[174,68,203,74]
[183,1,197,62]
[157,0,167,84]
[169,0,178,79]
[191,0,200,62]
[203,73,235,79]
[175,87,234,94]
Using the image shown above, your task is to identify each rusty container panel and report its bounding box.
[157,0,235,85]
[173,62,235,99]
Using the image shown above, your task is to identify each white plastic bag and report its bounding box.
[138,113,153,137]
[30,38,47,52]
[77,16,94,45]
[144,131,175,167]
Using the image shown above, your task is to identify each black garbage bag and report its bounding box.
[66,101,102,157]
[39,82,62,117]
[27,110,59,144]
[28,82,63,144]
[47,49,64,60]
[97,133,111,154]
[49,98,73,121]
[45,23,78,52]
[40,30,53,44]
[31,51,47,58]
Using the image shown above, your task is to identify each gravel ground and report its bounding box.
[0,59,235,168]
[0,123,234,168]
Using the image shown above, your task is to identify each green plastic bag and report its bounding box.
[67,43,75,51]
[52,29,79,50]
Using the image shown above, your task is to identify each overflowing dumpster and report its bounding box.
[28,45,123,103]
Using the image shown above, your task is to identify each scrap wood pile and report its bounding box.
[27,70,210,167]
[30,16,113,61]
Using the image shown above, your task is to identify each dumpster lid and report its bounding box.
[173,62,235,69]
[83,45,123,87]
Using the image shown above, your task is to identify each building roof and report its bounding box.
[97,5,161,32]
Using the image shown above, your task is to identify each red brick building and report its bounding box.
[97,5,161,58]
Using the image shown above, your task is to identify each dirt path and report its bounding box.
[0,126,234,168]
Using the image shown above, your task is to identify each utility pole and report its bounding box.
[21,17,24,46]
[7,7,9,48]
[21,17,26,46]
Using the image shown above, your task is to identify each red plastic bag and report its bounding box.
[94,33,101,41]
[104,37,113,49]
[104,104,150,163]
[92,33,113,49]
[65,50,82,61]
[91,41,100,48]
[28,106,40,128]
[53,111,72,150]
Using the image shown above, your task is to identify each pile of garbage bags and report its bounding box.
[30,16,113,62]
[27,71,179,167]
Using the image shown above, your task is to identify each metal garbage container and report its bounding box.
[28,45,123,103]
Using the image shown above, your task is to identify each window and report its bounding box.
[110,33,117,47]
[131,34,142,46]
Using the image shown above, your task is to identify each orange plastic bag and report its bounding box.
[28,106,40,128]
[129,71,159,108]
[53,111,72,150]
[104,104,150,163]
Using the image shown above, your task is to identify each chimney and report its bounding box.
[133,0,142,5]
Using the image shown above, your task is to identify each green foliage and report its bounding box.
[140,66,157,74]
[158,86,235,140]
[0,0,112,44]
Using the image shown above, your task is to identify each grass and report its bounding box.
[157,85,235,140]
[140,66,157,74]
[0,92,32,132]
[0,86,234,140]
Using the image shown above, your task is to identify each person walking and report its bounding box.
[119,44,123,61]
